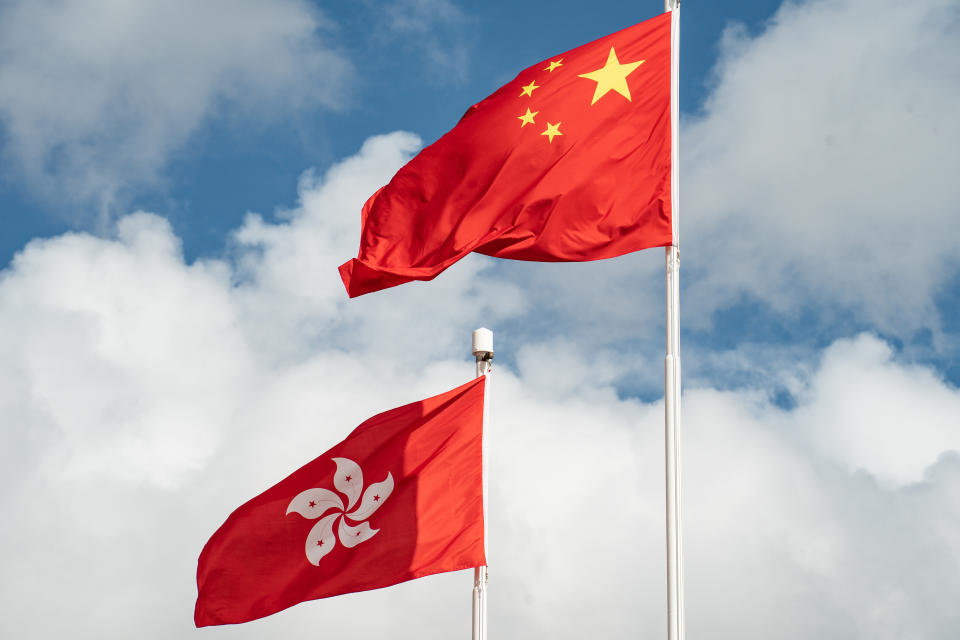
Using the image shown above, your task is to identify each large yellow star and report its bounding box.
[517,108,538,127]
[519,80,540,97]
[577,47,645,105]
[541,122,562,143]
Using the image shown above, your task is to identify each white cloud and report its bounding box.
[1,129,959,638]
[0,0,351,214]
[0,213,248,488]
[787,333,960,486]
[680,388,960,640]
[682,0,960,334]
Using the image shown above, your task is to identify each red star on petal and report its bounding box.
[373,495,380,502]
[344,475,352,482]
[316,540,324,546]
[308,500,316,507]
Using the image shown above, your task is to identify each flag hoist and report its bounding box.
[472,328,493,640]
[663,4,685,640]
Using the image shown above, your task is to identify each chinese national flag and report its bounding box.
[194,377,486,626]
[339,11,674,297]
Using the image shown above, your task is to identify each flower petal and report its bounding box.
[345,472,394,522]
[286,488,343,519]
[332,457,363,510]
[338,517,378,548]
[305,513,339,565]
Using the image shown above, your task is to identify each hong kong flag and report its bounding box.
[195,377,486,626]
[339,10,675,297]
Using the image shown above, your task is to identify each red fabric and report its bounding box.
[340,11,673,297]
[195,377,486,626]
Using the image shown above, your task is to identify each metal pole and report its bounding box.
[663,3,684,640]
[664,246,684,640]
[472,328,493,640]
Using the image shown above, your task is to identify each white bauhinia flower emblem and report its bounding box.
[286,457,394,565]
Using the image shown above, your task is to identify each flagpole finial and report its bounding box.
[472,328,494,360]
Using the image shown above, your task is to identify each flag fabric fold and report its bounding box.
[340,11,674,297]
[195,377,486,627]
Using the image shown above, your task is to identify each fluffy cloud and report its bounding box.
[683,0,960,333]
[0,0,350,213]
[1,129,959,638]
[786,334,960,486]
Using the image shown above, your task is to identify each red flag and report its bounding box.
[194,377,486,626]
[339,11,675,297]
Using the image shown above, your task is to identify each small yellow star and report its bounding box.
[541,122,562,143]
[517,108,538,127]
[519,80,540,97]
[577,47,645,105]
[544,59,563,72]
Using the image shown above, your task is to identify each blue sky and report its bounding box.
[1,1,959,638]
[0,1,782,264]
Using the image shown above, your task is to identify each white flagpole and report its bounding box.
[663,3,685,640]
[472,328,493,640]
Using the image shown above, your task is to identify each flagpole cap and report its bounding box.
[472,328,494,359]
